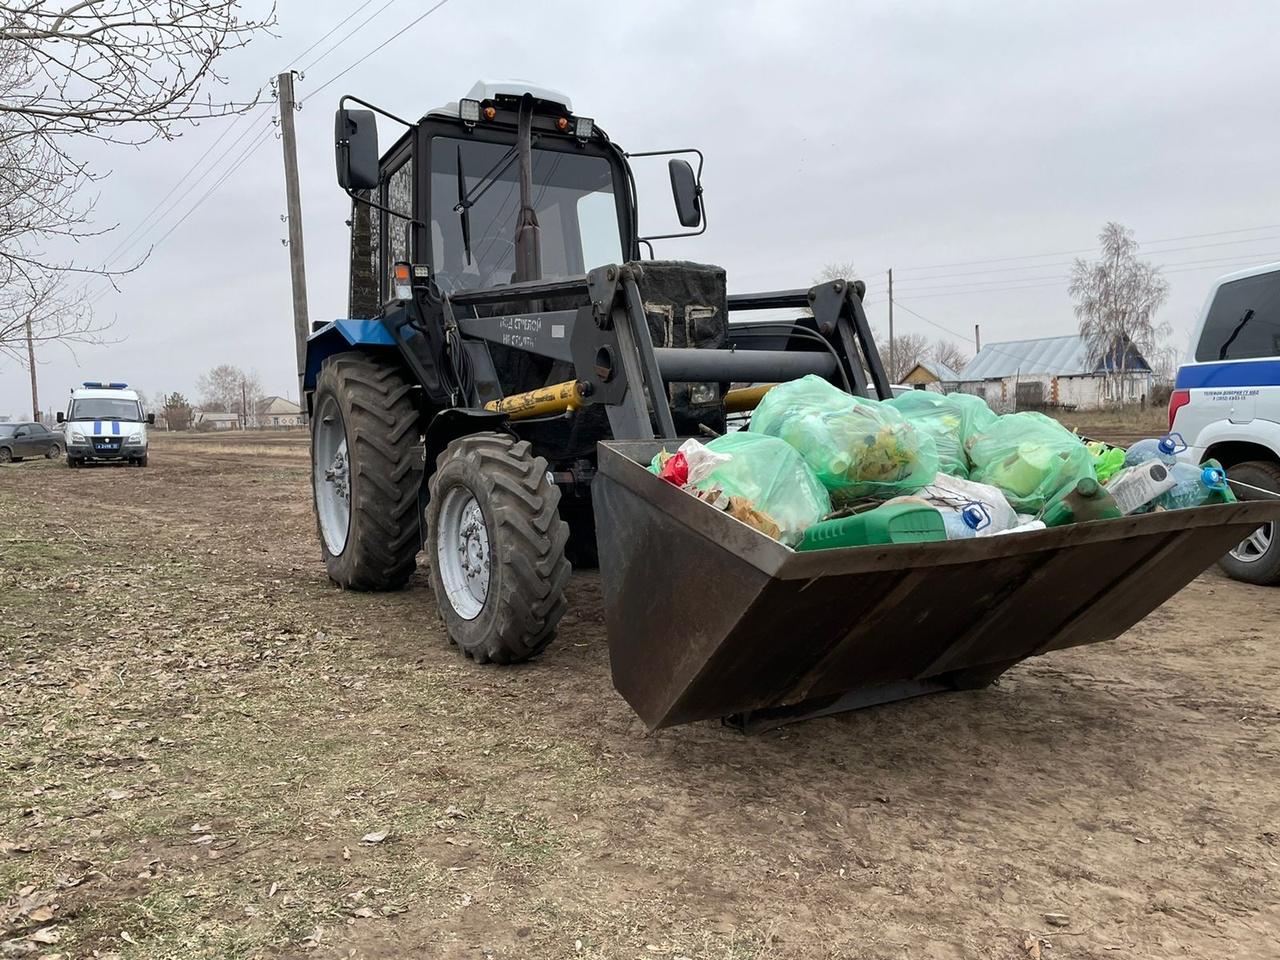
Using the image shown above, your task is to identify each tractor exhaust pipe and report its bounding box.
[514,94,541,283]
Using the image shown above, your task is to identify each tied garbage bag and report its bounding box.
[966,411,1096,512]
[749,375,938,500]
[885,390,968,478]
[652,433,831,546]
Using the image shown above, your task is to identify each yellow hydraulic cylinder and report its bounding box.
[723,383,777,414]
[484,379,586,420]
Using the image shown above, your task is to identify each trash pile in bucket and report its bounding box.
[649,375,1236,549]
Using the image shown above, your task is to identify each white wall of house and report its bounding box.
[951,372,1154,411]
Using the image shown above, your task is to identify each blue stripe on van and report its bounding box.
[1176,359,1280,389]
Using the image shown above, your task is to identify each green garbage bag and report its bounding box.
[687,432,831,546]
[749,375,938,501]
[885,391,969,478]
[965,411,1097,512]
[947,392,1000,448]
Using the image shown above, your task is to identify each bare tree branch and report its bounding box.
[1069,222,1171,401]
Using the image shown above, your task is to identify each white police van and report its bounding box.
[57,382,154,468]
[1171,262,1280,584]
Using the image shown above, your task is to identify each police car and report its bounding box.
[57,382,154,468]
[1171,262,1280,584]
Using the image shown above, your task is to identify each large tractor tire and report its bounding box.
[312,352,422,591]
[1218,461,1280,586]
[426,432,570,664]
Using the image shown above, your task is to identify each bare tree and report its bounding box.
[0,272,107,364]
[932,338,970,376]
[885,331,930,382]
[0,1,275,285]
[1069,223,1171,399]
[813,260,857,284]
[197,363,262,423]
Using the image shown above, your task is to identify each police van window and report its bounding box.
[1195,270,1280,362]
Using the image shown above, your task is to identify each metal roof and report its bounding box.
[959,334,1149,379]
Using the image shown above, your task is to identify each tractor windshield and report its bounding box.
[429,137,622,294]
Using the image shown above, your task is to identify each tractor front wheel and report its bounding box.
[312,352,422,590]
[426,433,570,664]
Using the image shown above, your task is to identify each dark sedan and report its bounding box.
[0,422,63,463]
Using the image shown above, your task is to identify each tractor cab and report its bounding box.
[336,80,700,316]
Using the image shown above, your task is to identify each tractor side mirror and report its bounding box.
[147,413,156,425]
[668,158,702,229]
[56,411,64,424]
[335,108,379,191]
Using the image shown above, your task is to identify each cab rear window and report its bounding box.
[1195,269,1280,362]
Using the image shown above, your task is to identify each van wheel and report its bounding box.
[1219,461,1280,586]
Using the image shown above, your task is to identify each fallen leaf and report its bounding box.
[103,788,131,802]
[120,931,136,945]
[27,906,55,923]
[342,846,351,860]
[360,829,389,844]
[1135,836,1151,844]
[379,903,407,916]
[1022,936,1043,959]
[1044,913,1070,927]
[28,929,60,945]
[268,882,278,898]
[188,835,216,845]
[351,907,376,919]
[190,823,211,833]
[443,805,467,818]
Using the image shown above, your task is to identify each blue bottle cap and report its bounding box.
[1158,433,1187,456]
[1201,466,1226,489]
[961,502,991,530]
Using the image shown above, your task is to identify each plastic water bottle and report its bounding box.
[1123,433,1186,468]
[1154,461,1232,511]
[938,502,990,540]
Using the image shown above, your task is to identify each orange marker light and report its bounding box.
[557,117,569,131]
[482,105,496,121]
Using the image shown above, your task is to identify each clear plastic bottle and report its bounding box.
[938,502,990,540]
[1154,461,1232,511]
[1123,433,1186,468]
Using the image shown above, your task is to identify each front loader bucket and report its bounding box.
[593,440,1280,731]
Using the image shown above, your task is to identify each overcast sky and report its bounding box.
[5,0,1280,418]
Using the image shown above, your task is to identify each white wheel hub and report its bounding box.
[1229,522,1273,564]
[437,485,491,620]
[313,397,351,556]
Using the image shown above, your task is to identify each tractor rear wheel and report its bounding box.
[426,432,570,664]
[312,352,422,591]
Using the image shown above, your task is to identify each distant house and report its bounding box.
[258,395,304,427]
[955,334,1152,411]
[194,411,241,431]
[901,359,960,392]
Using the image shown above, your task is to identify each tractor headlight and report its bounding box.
[573,116,594,140]
[459,98,481,124]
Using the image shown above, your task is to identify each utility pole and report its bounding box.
[887,268,895,382]
[24,311,38,421]
[974,323,981,354]
[241,379,248,430]
[278,71,310,404]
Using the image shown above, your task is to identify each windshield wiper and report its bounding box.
[1218,308,1254,360]
[453,143,525,266]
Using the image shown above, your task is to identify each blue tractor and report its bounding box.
[304,80,888,666]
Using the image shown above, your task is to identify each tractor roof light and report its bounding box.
[459,98,481,125]
[574,116,594,140]
[556,116,569,132]
[391,261,413,301]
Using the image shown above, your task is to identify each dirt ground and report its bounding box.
[2,435,1279,960]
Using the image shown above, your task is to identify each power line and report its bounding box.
[295,0,407,75]
[300,0,455,106]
